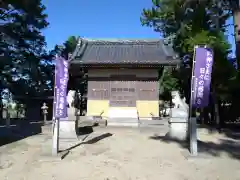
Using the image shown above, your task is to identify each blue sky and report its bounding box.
[42,0,159,50]
[42,0,236,57]
[226,16,236,58]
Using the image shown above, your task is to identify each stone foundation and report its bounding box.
[58,96,78,140]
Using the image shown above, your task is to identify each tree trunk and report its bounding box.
[214,99,220,129]
[212,89,221,131]
[200,108,204,124]
[203,107,211,125]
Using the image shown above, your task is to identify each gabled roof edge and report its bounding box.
[69,37,83,61]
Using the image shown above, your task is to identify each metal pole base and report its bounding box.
[52,118,59,156]
[190,117,198,156]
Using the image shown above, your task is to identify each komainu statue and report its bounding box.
[166,91,189,141]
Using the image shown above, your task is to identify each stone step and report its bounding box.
[78,119,107,127]
[139,119,169,126]
[108,108,138,118]
[107,118,139,127]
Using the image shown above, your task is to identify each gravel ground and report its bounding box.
[0,126,240,180]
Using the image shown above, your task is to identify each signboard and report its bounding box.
[53,56,69,118]
[191,47,214,108]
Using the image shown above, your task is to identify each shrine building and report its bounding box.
[69,38,179,122]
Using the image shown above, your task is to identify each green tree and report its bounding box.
[52,36,88,114]
[141,0,236,125]
[50,36,78,57]
[0,0,49,105]
[159,67,181,101]
[50,35,80,90]
[63,36,78,57]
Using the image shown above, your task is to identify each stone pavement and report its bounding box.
[0,126,240,180]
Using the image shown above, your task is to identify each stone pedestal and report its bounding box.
[166,91,189,141]
[166,117,188,141]
[59,106,78,140]
[59,120,78,139]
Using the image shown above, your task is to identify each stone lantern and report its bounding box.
[41,102,48,125]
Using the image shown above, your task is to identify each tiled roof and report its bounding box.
[70,38,180,65]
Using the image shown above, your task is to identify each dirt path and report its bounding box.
[0,127,240,180]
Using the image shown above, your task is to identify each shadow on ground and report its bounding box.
[0,121,42,146]
[223,131,240,140]
[149,133,240,160]
[197,125,240,140]
[63,127,113,152]
[77,126,94,136]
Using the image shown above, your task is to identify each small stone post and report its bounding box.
[41,102,48,125]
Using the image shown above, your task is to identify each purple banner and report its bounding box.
[192,47,214,108]
[235,11,240,69]
[53,56,69,118]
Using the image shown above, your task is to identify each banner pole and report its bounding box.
[189,46,198,156]
[52,55,59,156]
[52,117,59,156]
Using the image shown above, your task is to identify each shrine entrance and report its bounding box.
[69,38,180,121]
[108,75,138,119]
[109,80,136,107]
